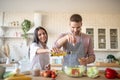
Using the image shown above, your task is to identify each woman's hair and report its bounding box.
[70,14,82,22]
[33,26,48,44]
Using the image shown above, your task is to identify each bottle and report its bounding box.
[45,64,51,70]
[14,62,21,74]
[32,63,40,76]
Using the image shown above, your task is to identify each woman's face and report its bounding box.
[37,29,47,43]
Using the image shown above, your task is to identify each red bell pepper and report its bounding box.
[105,68,118,79]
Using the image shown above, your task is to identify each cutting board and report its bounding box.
[95,62,120,67]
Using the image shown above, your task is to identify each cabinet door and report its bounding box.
[98,28,106,49]
[109,28,119,50]
[85,27,119,51]
[86,28,94,48]
[97,27,119,51]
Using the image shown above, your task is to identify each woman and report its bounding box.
[29,26,50,70]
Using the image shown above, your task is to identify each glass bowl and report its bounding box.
[63,65,86,77]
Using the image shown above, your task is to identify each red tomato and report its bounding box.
[47,70,51,77]
[51,74,56,78]
[51,71,55,75]
[43,72,48,77]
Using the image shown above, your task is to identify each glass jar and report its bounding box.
[32,63,40,76]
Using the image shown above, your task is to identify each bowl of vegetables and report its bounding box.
[87,67,99,78]
[63,65,86,77]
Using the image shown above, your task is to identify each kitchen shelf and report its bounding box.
[0,36,23,39]
[94,49,120,52]
[1,26,22,29]
[0,63,15,67]
[51,64,62,67]
[95,62,120,67]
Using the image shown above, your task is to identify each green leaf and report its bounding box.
[21,19,31,39]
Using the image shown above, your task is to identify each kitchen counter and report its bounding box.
[29,71,120,80]
[95,62,120,67]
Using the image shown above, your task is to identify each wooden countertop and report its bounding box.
[0,62,119,67]
[30,71,120,80]
[0,63,15,67]
[95,62,120,67]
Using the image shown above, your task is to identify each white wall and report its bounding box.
[0,11,120,62]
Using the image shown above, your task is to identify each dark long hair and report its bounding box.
[33,26,48,44]
[28,26,48,59]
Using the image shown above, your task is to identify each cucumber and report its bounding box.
[3,71,16,79]
[0,66,6,79]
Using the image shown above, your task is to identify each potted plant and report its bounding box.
[21,19,31,39]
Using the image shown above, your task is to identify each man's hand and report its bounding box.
[78,57,88,65]
[51,47,61,53]
[78,55,95,65]
[66,34,76,46]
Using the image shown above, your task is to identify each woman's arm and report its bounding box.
[30,43,50,55]
[36,48,50,54]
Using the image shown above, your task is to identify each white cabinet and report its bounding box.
[85,27,120,51]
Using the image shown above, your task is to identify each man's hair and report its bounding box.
[70,14,82,22]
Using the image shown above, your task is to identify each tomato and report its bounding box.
[51,74,56,78]
[43,72,48,77]
[47,70,51,77]
[51,71,55,75]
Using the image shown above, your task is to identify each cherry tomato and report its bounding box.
[51,74,56,78]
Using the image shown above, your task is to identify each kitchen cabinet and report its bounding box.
[85,27,120,51]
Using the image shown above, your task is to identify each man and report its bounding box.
[53,14,95,67]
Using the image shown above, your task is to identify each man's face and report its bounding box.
[69,21,82,36]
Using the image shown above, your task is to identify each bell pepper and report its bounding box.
[105,68,118,79]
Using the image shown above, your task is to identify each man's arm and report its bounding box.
[78,35,95,65]
[54,33,76,48]
[87,36,95,64]
[54,33,67,48]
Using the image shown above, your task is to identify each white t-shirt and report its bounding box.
[29,42,50,70]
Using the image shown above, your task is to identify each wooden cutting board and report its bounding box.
[95,62,120,67]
